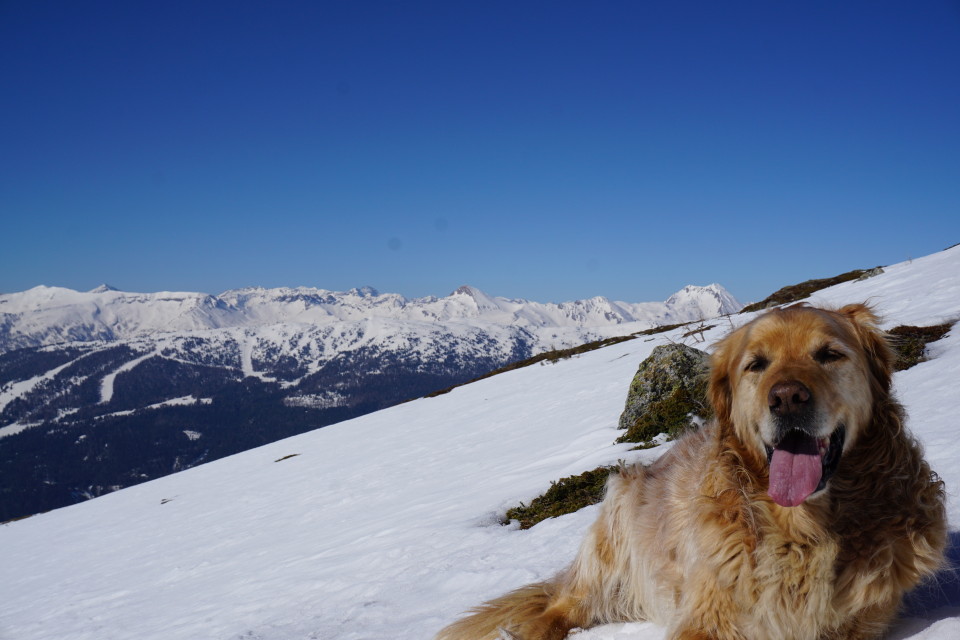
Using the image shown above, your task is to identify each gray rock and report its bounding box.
[617,343,711,444]
[857,267,885,281]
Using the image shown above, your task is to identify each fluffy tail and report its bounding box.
[435,580,581,640]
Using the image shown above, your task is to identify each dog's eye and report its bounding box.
[745,356,769,373]
[815,346,845,364]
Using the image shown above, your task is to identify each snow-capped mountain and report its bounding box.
[0,283,741,521]
[0,283,741,353]
[664,283,743,321]
[0,246,957,640]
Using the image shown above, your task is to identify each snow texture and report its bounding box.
[1,247,959,640]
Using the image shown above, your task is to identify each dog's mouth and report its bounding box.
[764,426,845,507]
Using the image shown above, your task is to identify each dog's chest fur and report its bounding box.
[671,433,920,640]
[731,508,843,638]
[656,432,855,639]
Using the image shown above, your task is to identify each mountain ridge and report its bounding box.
[0,283,741,354]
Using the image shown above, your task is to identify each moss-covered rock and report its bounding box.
[888,322,955,371]
[505,466,617,529]
[617,343,711,445]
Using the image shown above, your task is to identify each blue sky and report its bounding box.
[2,1,958,305]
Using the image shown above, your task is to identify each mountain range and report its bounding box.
[0,282,741,520]
[0,283,740,352]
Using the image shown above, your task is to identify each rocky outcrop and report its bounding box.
[617,343,711,445]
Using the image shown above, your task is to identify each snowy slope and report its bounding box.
[1,247,958,640]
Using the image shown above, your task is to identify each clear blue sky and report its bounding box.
[2,1,958,304]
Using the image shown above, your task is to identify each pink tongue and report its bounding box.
[768,431,822,507]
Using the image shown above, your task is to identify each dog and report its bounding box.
[437,304,946,640]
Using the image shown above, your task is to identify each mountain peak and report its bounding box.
[664,283,742,317]
[452,285,479,297]
[350,286,380,298]
[89,284,120,294]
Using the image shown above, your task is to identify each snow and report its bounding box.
[235,328,278,383]
[0,281,745,439]
[0,420,36,438]
[99,351,156,404]
[96,396,213,420]
[0,357,77,415]
[0,282,743,354]
[1,246,959,640]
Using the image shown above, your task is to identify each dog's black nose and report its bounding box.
[768,380,812,416]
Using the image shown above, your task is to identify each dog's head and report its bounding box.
[709,303,894,507]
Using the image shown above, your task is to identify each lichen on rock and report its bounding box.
[617,343,712,446]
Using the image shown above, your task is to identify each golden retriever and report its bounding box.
[437,304,946,640]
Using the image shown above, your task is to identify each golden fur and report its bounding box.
[437,304,946,640]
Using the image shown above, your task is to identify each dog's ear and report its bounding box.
[838,303,879,328]
[709,335,735,427]
[839,303,894,392]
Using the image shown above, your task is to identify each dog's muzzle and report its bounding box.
[764,380,846,507]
